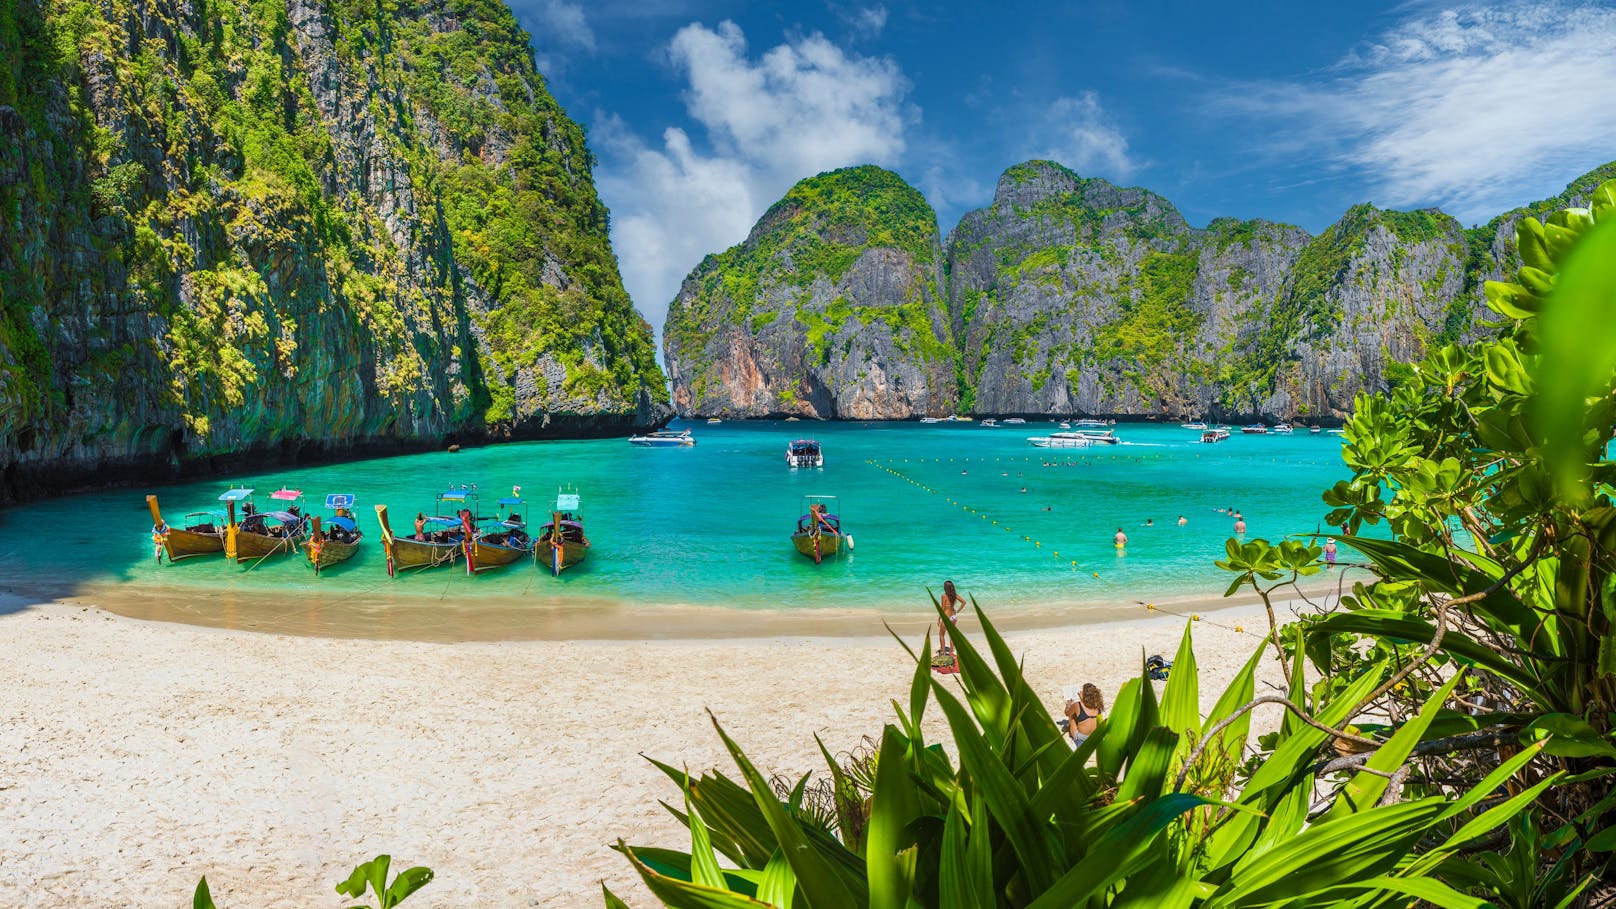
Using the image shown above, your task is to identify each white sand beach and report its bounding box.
[0,591,1318,908]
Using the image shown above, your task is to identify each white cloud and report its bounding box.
[849,5,888,37]
[533,0,595,52]
[1222,2,1616,222]
[595,21,912,335]
[1033,92,1136,181]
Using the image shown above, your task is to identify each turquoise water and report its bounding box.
[0,421,1354,618]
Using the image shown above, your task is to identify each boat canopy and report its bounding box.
[424,516,462,528]
[329,516,358,532]
[185,510,228,521]
[440,489,474,502]
[555,493,581,511]
[324,493,356,509]
[496,496,525,507]
[218,488,254,502]
[264,510,302,523]
[270,488,302,501]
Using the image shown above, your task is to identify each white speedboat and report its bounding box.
[1028,433,1095,449]
[1182,422,1208,431]
[980,418,999,428]
[1003,417,1026,425]
[1241,424,1270,435]
[1073,429,1121,445]
[1071,419,1112,430]
[628,429,696,448]
[1272,422,1294,434]
[786,438,823,468]
[920,417,942,424]
[1200,428,1231,443]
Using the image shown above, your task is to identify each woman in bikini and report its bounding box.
[1064,683,1106,747]
[938,580,963,656]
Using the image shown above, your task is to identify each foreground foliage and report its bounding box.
[607,602,1548,908]
[194,855,432,909]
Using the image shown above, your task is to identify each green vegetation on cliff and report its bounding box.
[0,0,662,481]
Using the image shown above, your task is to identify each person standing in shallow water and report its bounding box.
[938,580,964,656]
[1114,527,1128,548]
[1324,538,1338,567]
[1234,516,1247,535]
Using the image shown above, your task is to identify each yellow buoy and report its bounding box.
[1234,625,1244,633]
[1092,572,1099,577]
[1192,614,1201,621]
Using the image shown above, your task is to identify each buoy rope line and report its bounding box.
[864,457,1099,578]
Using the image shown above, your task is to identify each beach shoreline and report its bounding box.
[0,587,1323,908]
[30,570,1363,642]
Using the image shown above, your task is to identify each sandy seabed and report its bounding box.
[0,588,1325,908]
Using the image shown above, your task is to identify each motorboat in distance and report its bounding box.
[1241,424,1270,435]
[1200,428,1231,443]
[786,438,824,468]
[629,429,696,447]
[1028,433,1095,449]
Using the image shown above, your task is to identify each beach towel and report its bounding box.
[931,651,959,674]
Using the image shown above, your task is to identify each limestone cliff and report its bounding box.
[0,0,665,499]
[666,158,1615,422]
[663,166,955,419]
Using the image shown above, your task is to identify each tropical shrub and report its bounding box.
[606,599,1548,907]
[193,855,432,909]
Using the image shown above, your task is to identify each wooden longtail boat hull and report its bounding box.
[792,531,843,563]
[233,530,308,562]
[386,537,463,571]
[468,539,530,572]
[540,539,589,576]
[162,528,224,561]
[305,536,362,571]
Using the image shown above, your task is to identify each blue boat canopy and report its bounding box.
[218,488,254,502]
[497,497,525,506]
[329,516,358,532]
[440,489,473,502]
[556,493,581,511]
[424,516,462,528]
[325,493,356,509]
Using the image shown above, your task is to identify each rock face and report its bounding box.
[666,158,1615,422]
[664,166,955,419]
[0,0,666,500]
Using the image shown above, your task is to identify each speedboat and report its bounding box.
[1241,424,1270,435]
[1003,417,1026,425]
[1071,419,1112,430]
[1028,433,1094,449]
[786,438,824,468]
[629,429,696,447]
[1272,423,1294,434]
[1327,427,1347,435]
[792,495,851,564]
[1182,422,1208,431]
[706,417,722,424]
[980,419,999,428]
[1200,428,1230,443]
[920,416,942,424]
[1309,425,1322,435]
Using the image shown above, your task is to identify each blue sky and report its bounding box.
[506,0,1616,333]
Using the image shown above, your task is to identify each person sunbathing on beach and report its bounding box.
[1063,683,1106,746]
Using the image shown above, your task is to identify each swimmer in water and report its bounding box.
[1144,518,1154,527]
[1114,527,1128,548]
[1234,517,1247,534]
[1177,514,1187,526]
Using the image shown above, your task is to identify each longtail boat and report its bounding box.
[146,494,226,562]
[228,487,310,563]
[792,494,852,565]
[373,486,475,575]
[537,489,590,577]
[305,493,363,574]
[466,491,534,574]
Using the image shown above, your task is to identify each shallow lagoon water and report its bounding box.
[0,421,1356,636]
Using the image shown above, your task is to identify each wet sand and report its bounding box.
[0,586,1328,907]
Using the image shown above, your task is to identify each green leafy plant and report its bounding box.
[608,596,1544,907]
[191,856,432,909]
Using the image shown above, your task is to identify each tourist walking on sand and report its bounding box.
[1324,538,1337,567]
[938,580,964,656]
[1114,527,1128,548]
[1065,683,1106,747]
